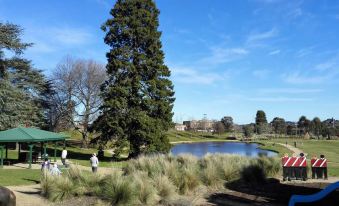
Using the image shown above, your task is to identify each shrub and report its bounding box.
[80,173,102,196]
[66,165,86,183]
[152,174,177,204]
[178,167,201,195]
[49,176,83,202]
[132,171,159,205]
[99,172,137,206]
[254,157,281,177]
[240,164,266,184]
[200,161,220,187]
[41,172,56,198]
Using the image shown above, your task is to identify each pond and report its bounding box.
[170,142,277,157]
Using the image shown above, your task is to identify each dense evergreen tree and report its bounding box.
[271,117,286,135]
[213,121,225,135]
[297,116,311,135]
[243,124,254,138]
[0,22,51,130]
[96,0,175,157]
[255,110,267,134]
[311,117,322,138]
[221,116,233,132]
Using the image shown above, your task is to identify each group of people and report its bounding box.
[40,147,99,174]
[41,158,62,176]
[40,147,67,176]
[282,153,328,181]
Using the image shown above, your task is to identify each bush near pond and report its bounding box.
[41,154,281,205]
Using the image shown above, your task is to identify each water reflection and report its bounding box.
[170,142,277,158]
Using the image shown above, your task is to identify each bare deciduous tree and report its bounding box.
[74,60,106,146]
[51,56,106,147]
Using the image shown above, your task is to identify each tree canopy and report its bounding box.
[0,22,51,130]
[95,0,175,157]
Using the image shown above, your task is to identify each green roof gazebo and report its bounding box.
[0,127,68,168]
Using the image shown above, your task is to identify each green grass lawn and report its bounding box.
[258,138,339,177]
[0,169,41,186]
[255,141,292,155]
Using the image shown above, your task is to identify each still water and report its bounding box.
[170,142,277,157]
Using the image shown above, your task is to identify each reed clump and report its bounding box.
[41,154,280,205]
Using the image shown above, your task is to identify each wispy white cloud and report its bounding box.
[93,0,111,9]
[200,47,249,65]
[254,0,282,3]
[247,97,313,102]
[171,66,224,85]
[24,26,93,54]
[268,49,281,55]
[252,69,271,79]
[258,88,323,94]
[282,72,330,84]
[52,27,92,45]
[283,55,339,84]
[315,56,339,71]
[287,8,303,18]
[246,28,278,44]
[295,46,315,58]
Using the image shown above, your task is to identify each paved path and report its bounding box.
[6,185,48,206]
[277,143,305,156]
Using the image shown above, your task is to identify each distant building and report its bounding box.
[174,123,186,131]
[183,119,216,132]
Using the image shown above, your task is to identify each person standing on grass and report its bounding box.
[61,147,67,166]
[90,153,99,173]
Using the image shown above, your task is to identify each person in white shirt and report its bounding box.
[90,153,99,173]
[61,147,67,166]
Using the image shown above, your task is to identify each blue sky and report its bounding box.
[1,0,339,124]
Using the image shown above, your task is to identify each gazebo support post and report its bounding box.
[5,143,8,159]
[43,143,47,159]
[18,143,21,161]
[0,146,4,168]
[40,142,43,158]
[54,142,57,162]
[28,144,33,169]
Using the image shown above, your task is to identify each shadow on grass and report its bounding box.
[207,178,339,206]
[22,178,40,184]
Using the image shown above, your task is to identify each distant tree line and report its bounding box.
[211,110,338,139]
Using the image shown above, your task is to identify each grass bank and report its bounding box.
[0,169,41,186]
[257,138,339,177]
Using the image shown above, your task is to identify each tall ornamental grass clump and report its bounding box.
[41,154,280,204]
[98,172,137,206]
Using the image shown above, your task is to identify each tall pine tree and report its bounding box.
[96,0,175,157]
[0,22,52,130]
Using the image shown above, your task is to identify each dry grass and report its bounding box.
[41,154,281,205]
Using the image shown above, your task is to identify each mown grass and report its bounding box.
[257,138,339,177]
[254,141,292,156]
[0,169,41,186]
[41,154,281,205]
